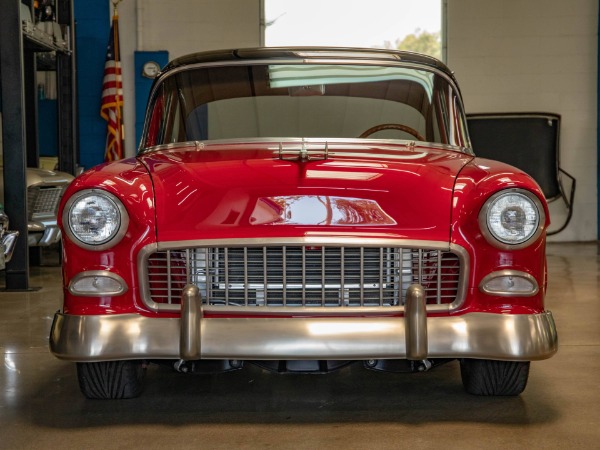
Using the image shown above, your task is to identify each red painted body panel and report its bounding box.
[58,143,549,318]
[449,158,549,315]
[59,159,159,316]
[138,141,473,244]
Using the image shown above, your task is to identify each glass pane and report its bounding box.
[146,62,467,147]
[265,0,443,60]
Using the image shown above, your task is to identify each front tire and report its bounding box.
[460,359,530,396]
[77,361,146,399]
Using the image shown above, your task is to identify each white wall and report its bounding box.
[113,0,261,155]
[447,0,598,241]
[113,0,597,241]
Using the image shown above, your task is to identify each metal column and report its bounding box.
[0,0,30,289]
[57,0,78,175]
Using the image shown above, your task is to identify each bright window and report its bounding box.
[264,0,443,60]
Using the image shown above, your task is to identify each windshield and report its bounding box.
[141,62,470,150]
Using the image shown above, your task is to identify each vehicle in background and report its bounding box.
[0,167,74,247]
[0,205,18,269]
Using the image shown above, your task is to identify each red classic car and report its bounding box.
[50,47,557,399]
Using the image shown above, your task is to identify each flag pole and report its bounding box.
[112,0,123,12]
[112,1,122,158]
[101,0,125,162]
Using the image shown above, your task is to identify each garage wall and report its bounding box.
[114,0,261,153]
[446,0,598,241]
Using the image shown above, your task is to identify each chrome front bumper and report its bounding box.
[1,230,19,268]
[50,284,558,362]
[27,222,61,246]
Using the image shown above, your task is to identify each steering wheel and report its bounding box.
[358,123,425,141]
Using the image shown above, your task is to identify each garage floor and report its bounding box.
[1,242,599,449]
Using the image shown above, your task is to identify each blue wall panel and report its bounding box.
[38,99,57,156]
[74,2,109,170]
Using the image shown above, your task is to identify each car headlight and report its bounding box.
[63,189,129,250]
[478,189,545,249]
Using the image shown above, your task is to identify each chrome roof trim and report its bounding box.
[161,47,453,77]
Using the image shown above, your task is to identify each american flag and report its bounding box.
[100,10,124,162]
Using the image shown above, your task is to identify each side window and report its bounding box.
[144,83,185,147]
[433,83,450,145]
[160,88,180,144]
[145,88,165,147]
[453,97,471,149]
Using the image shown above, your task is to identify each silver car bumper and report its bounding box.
[50,284,558,362]
[27,222,61,246]
[1,230,19,268]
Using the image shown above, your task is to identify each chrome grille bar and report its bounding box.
[243,247,248,306]
[437,251,442,301]
[282,247,287,306]
[321,248,326,306]
[145,245,462,309]
[28,186,64,218]
[224,248,229,304]
[379,248,384,305]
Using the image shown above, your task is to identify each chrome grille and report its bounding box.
[145,245,462,308]
[27,186,64,218]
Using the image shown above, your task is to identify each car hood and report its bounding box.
[23,167,74,187]
[139,140,473,244]
[0,166,74,186]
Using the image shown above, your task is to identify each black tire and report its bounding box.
[77,361,146,399]
[460,359,530,396]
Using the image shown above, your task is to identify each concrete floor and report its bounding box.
[0,242,599,449]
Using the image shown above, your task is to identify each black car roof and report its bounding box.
[159,47,456,83]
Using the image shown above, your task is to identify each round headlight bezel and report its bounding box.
[63,189,129,251]
[478,188,546,250]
